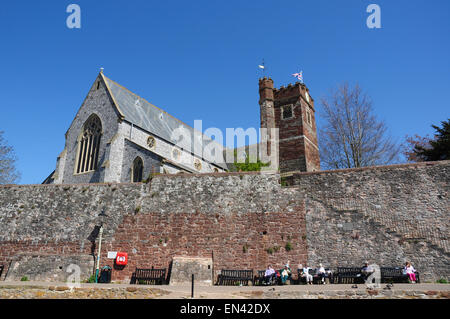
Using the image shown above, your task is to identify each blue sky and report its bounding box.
[0,0,449,184]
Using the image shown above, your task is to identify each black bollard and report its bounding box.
[191,274,194,298]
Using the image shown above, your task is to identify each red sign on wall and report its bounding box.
[115,252,128,266]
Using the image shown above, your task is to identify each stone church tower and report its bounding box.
[259,77,320,173]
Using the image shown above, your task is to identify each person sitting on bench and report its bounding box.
[301,264,313,284]
[404,262,417,283]
[360,262,375,282]
[317,263,327,284]
[264,265,275,285]
[281,265,291,285]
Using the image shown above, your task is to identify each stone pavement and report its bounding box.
[0,281,449,299]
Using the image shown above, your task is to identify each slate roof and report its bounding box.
[102,73,228,170]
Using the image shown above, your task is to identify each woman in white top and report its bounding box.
[302,264,313,284]
[317,263,326,284]
[404,262,417,283]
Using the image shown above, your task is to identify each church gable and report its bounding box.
[61,73,123,184]
[65,73,123,138]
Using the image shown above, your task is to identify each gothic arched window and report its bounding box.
[75,114,102,174]
[132,157,144,182]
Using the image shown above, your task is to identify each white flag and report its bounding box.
[258,65,265,69]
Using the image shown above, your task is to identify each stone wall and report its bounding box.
[5,254,94,282]
[286,160,450,282]
[0,161,448,283]
[0,182,143,281]
[169,256,213,285]
[0,173,307,283]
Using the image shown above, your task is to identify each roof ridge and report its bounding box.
[100,73,125,119]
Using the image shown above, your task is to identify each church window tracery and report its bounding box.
[75,114,102,174]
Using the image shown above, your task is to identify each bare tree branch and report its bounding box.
[0,131,21,184]
[318,83,401,170]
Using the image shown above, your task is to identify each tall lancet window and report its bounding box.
[76,114,102,174]
[132,157,144,182]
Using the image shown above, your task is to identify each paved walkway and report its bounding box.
[1,281,449,299]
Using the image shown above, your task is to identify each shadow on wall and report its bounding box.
[87,225,101,275]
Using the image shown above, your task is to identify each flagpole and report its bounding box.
[258,59,266,77]
[262,59,265,76]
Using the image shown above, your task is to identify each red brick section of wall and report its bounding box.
[0,206,307,283]
[101,204,307,282]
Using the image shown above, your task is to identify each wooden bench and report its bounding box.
[312,268,334,284]
[254,270,266,286]
[297,268,316,284]
[335,267,364,284]
[381,267,420,283]
[255,269,295,285]
[295,269,303,284]
[130,268,166,285]
[295,268,333,284]
[254,270,276,286]
[217,269,253,286]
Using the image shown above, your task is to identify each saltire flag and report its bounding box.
[292,71,303,81]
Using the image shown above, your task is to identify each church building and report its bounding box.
[43,71,319,184]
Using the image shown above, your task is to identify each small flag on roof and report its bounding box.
[292,71,303,82]
[258,59,266,70]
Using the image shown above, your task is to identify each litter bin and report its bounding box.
[99,266,112,283]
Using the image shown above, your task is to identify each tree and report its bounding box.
[411,119,450,161]
[0,131,20,184]
[319,83,400,170]
[230,149,270,172]
[402,134,432,162]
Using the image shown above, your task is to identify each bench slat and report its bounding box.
[131,268,166,285]
[218,269,253,286]
[335,266,420,284]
